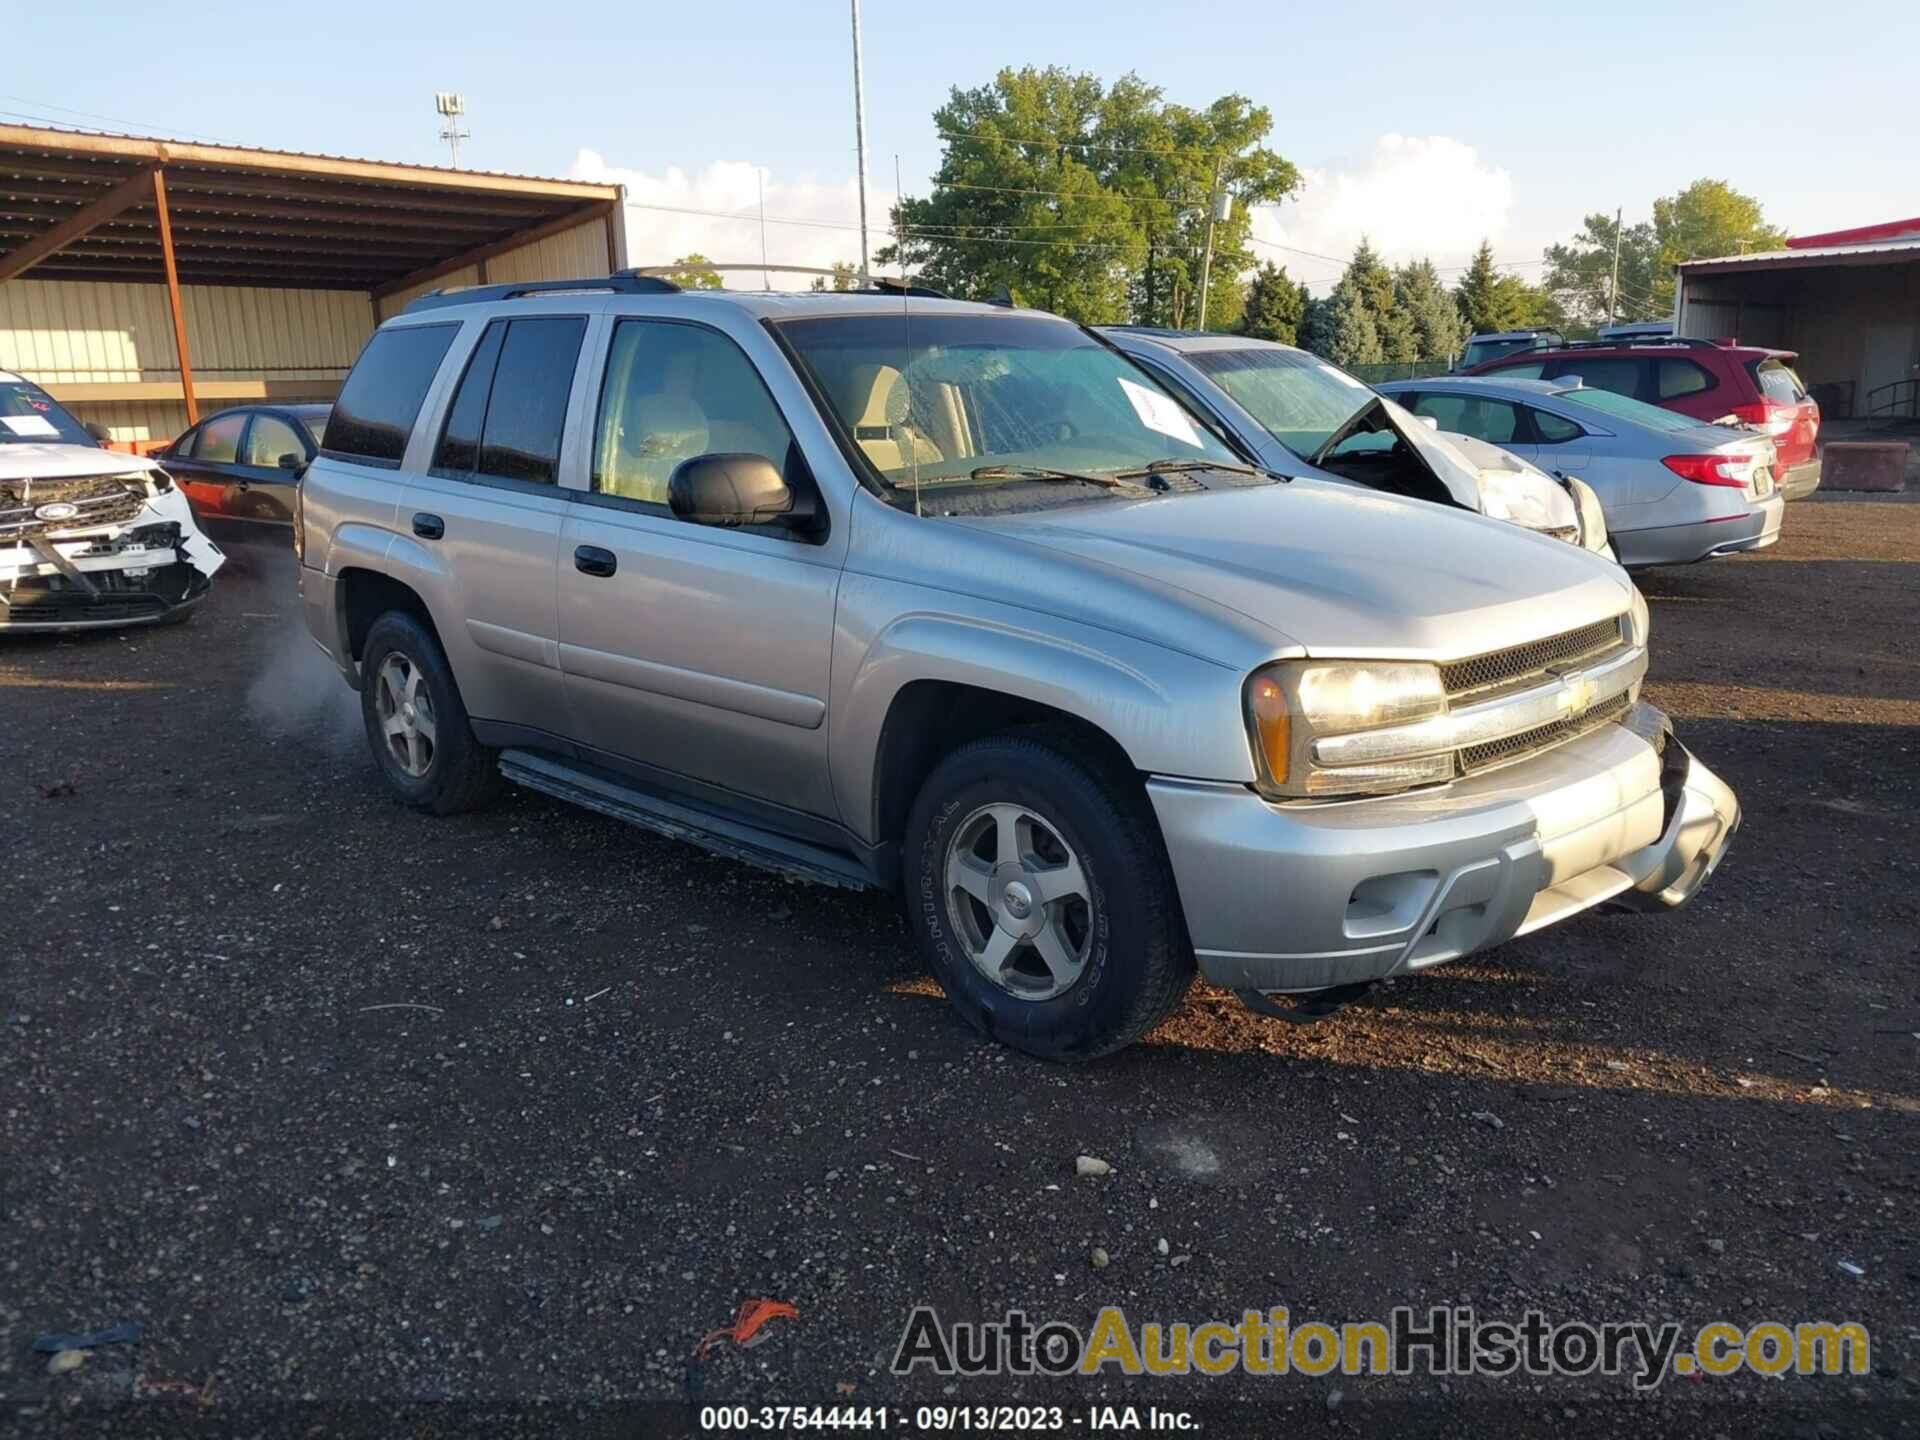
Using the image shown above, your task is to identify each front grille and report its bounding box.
[1441,617,1623,698]
[0,475,147,545]
[1460,691,1633,774]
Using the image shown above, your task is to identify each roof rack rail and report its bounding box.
[1551,335,1721,353]
[865,276,951,299]
[402,273,681,314]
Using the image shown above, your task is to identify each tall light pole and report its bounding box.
[434,92,469,170]
[1196,167,1230,332]
[1607,205,1623,323]
[850,0,872,279]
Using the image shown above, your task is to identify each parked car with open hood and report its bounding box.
[1100,328,1610,556]
[1,372,225,631]
[297,274,1738,1059]
[1379,374,1784,568]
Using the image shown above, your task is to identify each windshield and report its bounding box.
[1558,385,1706,434]
[0,379,96,447]
[1182,346,1374,458]
[1462,337,1537,369]
[774,312,1244,499]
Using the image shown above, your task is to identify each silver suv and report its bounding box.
[298,275,1739,1059]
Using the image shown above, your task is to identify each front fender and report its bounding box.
[829,573,1253,844]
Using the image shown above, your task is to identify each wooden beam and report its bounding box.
[42,378,345,404]
[151,170,197,426]
[165,194,511,232]
[370,200,616,299]
[161,169,564,217]
[0,163,158,282]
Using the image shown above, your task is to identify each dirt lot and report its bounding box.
[3,500,1916,1438]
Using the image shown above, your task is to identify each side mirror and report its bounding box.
[277,452,306,472]
[668,453,817,532]
[84,421,111,445]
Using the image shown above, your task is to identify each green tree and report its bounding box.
[1543,213,1659,325]
[808,260,860,292]
[1649,179,1786,312]
[1238,260,1305,343]
[1454,240,1512,334]
[881,66,1299,326]
[660,253,724,290]
[1300,281,1382,367]
[1337,239,1417,362]
[1394,258,1464,362]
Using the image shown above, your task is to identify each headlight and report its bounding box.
[1475,467,1578,537]
[1625,586,1650,648]
[1244,661,1452,799]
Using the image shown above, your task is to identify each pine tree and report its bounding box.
[1237,261,1306,344]
[1454,240,1504,335]
[1394,259,1464,362]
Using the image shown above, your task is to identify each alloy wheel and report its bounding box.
[943,802,1093,1000]
[373,651,437,778]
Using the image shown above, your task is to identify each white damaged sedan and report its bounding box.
[2,376,224,632]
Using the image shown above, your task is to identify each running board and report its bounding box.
[498,750,874,891]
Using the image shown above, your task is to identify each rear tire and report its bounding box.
[902,731,1194,1061]
[359,611,502,815]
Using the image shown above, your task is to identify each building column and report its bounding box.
[150,169,198,426]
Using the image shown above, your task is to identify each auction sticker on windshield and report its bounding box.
[3,414,60,438]
[1118,377,1204,449]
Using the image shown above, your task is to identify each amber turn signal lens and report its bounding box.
[1248,673,1290,786]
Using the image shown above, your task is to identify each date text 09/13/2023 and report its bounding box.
[697,1404,1196,1432]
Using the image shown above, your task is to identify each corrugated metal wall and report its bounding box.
[371,216,611,320]
[0,278,374,440]
[2,213,613,442]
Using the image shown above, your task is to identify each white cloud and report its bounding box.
[1248,134,1515,284]
[568,149,891,286]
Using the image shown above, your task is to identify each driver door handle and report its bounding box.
[574,544,617,578]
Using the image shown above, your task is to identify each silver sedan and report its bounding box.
[1377,375,1785,568]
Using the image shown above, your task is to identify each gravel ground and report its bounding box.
[3,502,1916,1438]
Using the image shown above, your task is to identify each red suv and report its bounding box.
[1465,337,1821,499]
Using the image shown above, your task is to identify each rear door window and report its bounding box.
[1406,391,1520,443]
[196,412,245,464]
[1750,357,1807,405]
[325,323,459,466]
[433,316,587,486]
[1656,359,1715,400]
[1548,356,1644,399]
[243,413,307,467]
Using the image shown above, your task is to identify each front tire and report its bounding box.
[903,732,1194,1061]
[359,611,501,815]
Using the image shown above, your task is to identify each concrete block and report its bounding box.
[1822,441,1908,492]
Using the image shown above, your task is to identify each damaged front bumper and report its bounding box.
[0,483,225,632]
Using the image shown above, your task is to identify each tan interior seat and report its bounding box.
[851,363,942,474]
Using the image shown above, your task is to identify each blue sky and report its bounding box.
[10,0,1916,289]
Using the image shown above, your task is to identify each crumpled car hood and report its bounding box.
[973,477,1633,659]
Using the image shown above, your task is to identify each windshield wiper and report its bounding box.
[966,464,1146,492]
[1118,458,1274,481]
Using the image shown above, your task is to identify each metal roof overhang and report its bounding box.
[0,123,622,296]
[1675,239,1920,276]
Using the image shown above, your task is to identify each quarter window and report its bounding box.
[1531,409,1584,444]
[1656,360,1714,400]
[326,323,459,465]
[432,316,586,486]
[592,320,799,507]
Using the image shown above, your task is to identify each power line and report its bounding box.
[0,99,244,147]
[934,127,1230,160]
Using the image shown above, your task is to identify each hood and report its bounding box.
[0,442,161,482]
[972,478,1632,660]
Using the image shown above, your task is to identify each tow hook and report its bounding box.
[1235,981,1375,1025]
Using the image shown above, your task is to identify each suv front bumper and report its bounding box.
[1148,703,1737,995]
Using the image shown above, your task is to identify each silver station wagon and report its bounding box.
[297,274,1740,1059]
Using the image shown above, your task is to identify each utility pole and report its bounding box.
[434,93,469,170]
[850,0,872,280]
[1196,158,1227,332]
[1606,205,1623,323]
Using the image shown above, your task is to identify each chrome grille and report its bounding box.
[0,475,146,545]
[1441,618,1623,698]
[1460,692,1633,774]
